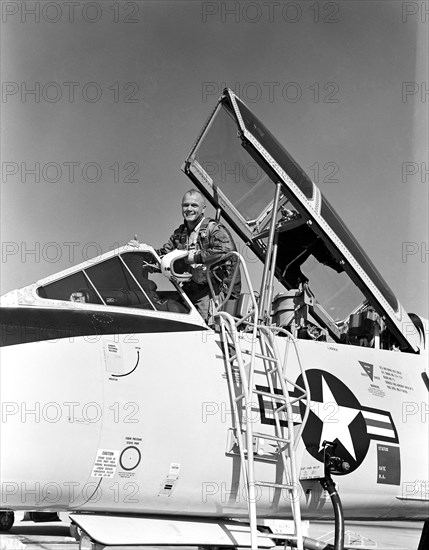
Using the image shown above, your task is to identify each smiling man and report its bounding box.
[157,189,240,322]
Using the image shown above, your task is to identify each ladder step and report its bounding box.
[254,481,295,490]
[257,532,298,541]
[267,366,281,374]
[258,354,279,364]
[241,349,279,363]
[252,431,291,444]
[253,389,288,402]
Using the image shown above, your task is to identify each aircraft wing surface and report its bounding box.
[69,514,274,546]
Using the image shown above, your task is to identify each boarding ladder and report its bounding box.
[208,251,310,550]
[207,184,310,549]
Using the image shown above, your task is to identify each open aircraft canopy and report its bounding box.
[182,88,421,353]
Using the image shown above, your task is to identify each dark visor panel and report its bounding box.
[235,98,314,200]
[0,307,203,347]
[320,197,398,312]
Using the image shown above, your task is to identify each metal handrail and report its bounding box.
[211,250,310,550]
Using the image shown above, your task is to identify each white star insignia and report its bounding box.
[310,376,361,460]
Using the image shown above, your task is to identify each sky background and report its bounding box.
[1,0,428,317]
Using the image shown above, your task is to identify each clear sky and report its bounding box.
[1,0,428,317]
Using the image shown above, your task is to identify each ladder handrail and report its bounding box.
[259,327,304,544]
[210,251,261,546]
[266,324,312,446]
[216,311,258,545]
[206,250,254,314]
[210,251,309,550]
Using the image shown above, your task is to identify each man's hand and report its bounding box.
[184,250,197,265]
[142,261,160,273]
[127,234,140,248]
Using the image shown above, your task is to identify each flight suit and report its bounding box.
[157,217,241,322]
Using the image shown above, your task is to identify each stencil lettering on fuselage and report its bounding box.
[103,339,124,373]
[377,444,400,485]
[91,449,119,478]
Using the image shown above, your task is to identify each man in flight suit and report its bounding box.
[157,189,240,322]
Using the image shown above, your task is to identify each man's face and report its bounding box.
[182,193,205,224]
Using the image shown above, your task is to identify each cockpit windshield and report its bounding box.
[300,255,365,323]
[190,102,275,225]
[37,251,190,314]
